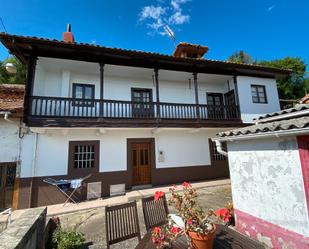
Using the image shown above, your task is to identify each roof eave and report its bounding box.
[0,33,291,78]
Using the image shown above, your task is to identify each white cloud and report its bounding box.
[267,4,276,11]
[139,0,191,36]
[169,11,189,24]
[140,6,166,21]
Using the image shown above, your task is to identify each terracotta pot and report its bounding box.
[187,225,216,249]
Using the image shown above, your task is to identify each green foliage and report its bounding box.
[52,228,85,249]
[259,57,307,100]
[0,56,26,84]
[228,50,308,100]
[227,50,255,64]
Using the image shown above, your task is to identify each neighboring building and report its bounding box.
[0,26,289,209]
[213,105,309,249]
[0,84,24,210]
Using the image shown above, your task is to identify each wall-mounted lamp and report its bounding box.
[5,62,17,74]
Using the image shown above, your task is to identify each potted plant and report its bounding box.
[152,182,234,249]
[168,182,217,249]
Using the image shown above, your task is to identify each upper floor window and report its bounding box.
[251,85,267,104]
[73,83,95,106]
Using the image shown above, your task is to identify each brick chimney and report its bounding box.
[173,42,208,59]
[62,24,74,43]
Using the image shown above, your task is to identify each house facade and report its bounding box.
[213,105,309,248]
[0,27,289,209]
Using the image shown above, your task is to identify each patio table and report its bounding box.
[135,224,265,249]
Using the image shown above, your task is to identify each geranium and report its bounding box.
[154,191,165,202]
[215,208,231,223]
[151,224,180,249]
[182,181,191,188]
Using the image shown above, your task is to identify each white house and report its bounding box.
[0,84,24,210]
[0,26,289,209]
[213,105,309,248]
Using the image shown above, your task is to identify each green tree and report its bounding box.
[259,57,307,100]
[0,56,26,84]
[227,50,255,64]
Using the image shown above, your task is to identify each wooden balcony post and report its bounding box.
[154,68,160,118]
[193,72,200,120]
[24,54,37,123]
[99,63,104,117]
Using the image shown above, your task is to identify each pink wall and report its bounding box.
[235,209,309,248]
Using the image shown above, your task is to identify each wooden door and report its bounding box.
[0,163,16,210]
[224,90,237,119]
[207,93,224,119]
[132,142,151,185]
[131,88,154,118]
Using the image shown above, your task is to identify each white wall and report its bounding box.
[227,137,309,236]
[32,57,281,122]
[237,76,280,123]
[19,128,221,177]
[0,119,20,163]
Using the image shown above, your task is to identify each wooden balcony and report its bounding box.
[28,96,242,128]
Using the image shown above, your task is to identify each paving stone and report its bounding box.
[57,184,232,249]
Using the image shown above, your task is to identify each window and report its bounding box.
[72,83,95,106]
[251,85,267,104]
[68,141,99,174]
[211,141,227,161]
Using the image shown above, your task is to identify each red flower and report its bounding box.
[215,208,232,223]
[170,226,180,234]
[187,219,193,225]
[154,191,165,202]
[153,226,161,234]
[182,181,191,188]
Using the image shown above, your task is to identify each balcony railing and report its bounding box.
[30,96,240,120]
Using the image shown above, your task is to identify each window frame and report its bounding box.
[251,84,268,104]
[68,140,100,176]
[72,83,95,107]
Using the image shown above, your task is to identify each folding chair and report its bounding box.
[142,195,169,231]
[105,201,141,249]
[43,174,91,206]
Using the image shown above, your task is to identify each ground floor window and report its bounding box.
[210,141,227,161]
[68,141,100,174]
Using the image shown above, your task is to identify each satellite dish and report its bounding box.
[5,62,17,74]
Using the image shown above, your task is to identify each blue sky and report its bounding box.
[0,0,308,66]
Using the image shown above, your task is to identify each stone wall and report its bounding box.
[0,207,46,249]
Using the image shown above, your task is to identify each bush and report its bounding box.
[52,228,85,249]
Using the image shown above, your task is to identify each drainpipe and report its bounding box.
[215,140,228,157]
[0,111,13,123]
[29,132,38,208]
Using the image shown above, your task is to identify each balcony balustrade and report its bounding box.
[30,96,240,121]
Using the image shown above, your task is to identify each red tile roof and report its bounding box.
[0,84,24,114]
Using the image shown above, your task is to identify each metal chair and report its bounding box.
[105,201,141,249]
[142,195,169,231]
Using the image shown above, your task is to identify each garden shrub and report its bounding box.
[52,228,85,249]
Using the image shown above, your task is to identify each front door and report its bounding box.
[0,163,16,210]
[131,142,152,185]
[207,93,224,119]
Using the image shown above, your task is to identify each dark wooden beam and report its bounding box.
[154,68,160,118]
[23,54,37,124]
[99,63,104,116]
[193,72,200,120]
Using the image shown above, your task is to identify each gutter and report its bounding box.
[213,127,309,143]
[212,128,309,156]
